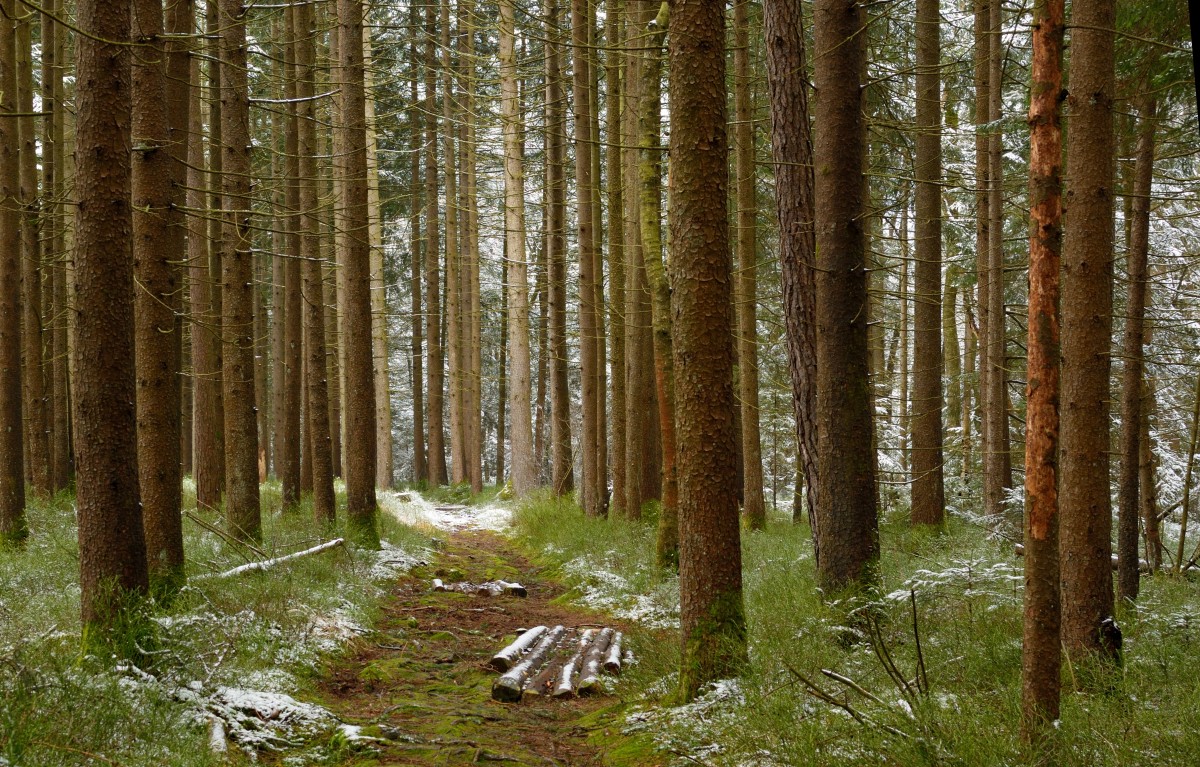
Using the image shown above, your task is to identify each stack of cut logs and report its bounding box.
[432,578,528,597]
[490,625,625,701]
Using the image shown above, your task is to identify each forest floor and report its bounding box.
[311,527,661,767]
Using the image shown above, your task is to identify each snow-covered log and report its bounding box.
[492,625,565,701]
[576,627,614,695]
[552,629,595,698]
[603,631,623,674]
[489,625,548,671]
[202,539,345,579]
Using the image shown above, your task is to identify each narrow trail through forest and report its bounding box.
[316,528,646,766]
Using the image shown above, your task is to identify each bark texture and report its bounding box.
[338,0,380,545]
[1118,97,1157,595]
[1021,0,1064,742]
[763,0,817,528]
[1060,0,1116,661]
[0,0,27,544]
[812,0,879,592]
[911,0,945,526]
[670,0,747,701]
[73,0,150,628]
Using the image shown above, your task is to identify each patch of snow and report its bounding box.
[379,490,512,532]
[370,539,428,580]
[305,610,368,652]
[560,557,680,630]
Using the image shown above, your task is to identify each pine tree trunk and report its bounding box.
[408,33,427,484]
[763,0,817,529]
[337,0,379,545]
[276,4,302,508]
[43,0,70,491]
[1117,96,1155,599]
[911,0,945,526]
[898,202,910,470]
[73,0,150,629]
[607,0,627,516]
[944,267,962,431]
[639,13,677,568]
[812,0,879,592]
[219,0,262,542]
[423,2,446,486]
[460,3,483,493]
[671,0,747,701]
[734,0,764,529]
[365,37,393,489]
[0,0,27,544]
[573,0,602,516]
[133,0,188,588]
[500,0,537,496]
[441,0,464,486]
[18,14,50,496]
[984,0,1011,523]
[292,0,334,525]
[1021,0,1064,740]
[1060,0,1117,660]
[546,0,574,495]
[972,0,990,491]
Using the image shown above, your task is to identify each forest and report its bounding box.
[1,0,1199,763]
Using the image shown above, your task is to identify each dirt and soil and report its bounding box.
[314,530,662,766]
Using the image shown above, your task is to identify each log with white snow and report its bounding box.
[576,627,614,695]
[202,538,345,579]
[489,625,548,671]
[491,625,566,701]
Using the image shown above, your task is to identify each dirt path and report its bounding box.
[316,531,646,766]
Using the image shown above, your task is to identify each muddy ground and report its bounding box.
[313,531,663,767]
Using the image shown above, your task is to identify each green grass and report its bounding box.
[0,480,432,766]
[511,495,1200,766]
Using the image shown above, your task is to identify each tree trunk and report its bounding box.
[546,0,574,495]
[18,13,49,496]
[441,0,463,486]
[43,0,71,491]
[1117,99,1155,597]
[573,0,602,516]
[1060,0,1117,662]
[763,0,817,529]
[984,0,1011,523]
[500,0,537,496]
[496,279,508,485]
[292,0,334,526]
[944,267,962,431]
[1021,0,1064,741]
[133,0,188,589]
[201,0,226,510]
[734,0,765,530]
[277,3,302,509]
[972,0,989,490]
[365,37,392,490]
[73,0,150,631]
[898,201,909,471]
[423,2,446,487]
[1140,378,1162,570]
[408,31,427,484]
[337,0,379,545]
[460,4,484,493]
[911,0,945,526]
[670,0,747,702]
[220,0,262,543]
[0,0,27,544]
[607,0,627,516]
[638,12,677,568]
[812,0,879,592]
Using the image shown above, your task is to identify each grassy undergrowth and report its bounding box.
[0,480,431,766]
[512,494,1200,766]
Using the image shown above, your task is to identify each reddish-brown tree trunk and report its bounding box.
[1060,0,1117,661]
[671,0,747,701]
[812,0,879,592]
[1021,0,1064,742]
[73,0,150,630]
[763,0,817,529]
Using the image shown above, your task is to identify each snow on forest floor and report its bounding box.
[378,489,513,532]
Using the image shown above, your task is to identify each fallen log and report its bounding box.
[492,625,566,702]
[489,626,548,672]
[1014,543,1148,573]
[603,631,623,674]
[200,539,345,580]
[552,629,595,698]
[576,627,614,695]
[433,579,528,598]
